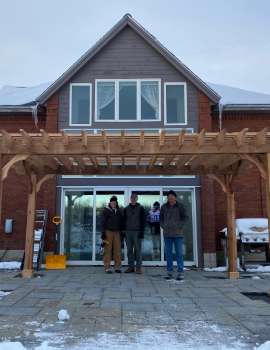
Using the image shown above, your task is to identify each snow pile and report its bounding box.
[246,265,270,273]
[0,291,11,299]
[204,266,228,272]
[57,309,70,321]
[0,261,21,270]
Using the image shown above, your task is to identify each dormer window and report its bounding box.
[95,79,160,121]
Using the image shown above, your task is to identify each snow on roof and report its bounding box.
[0,82,51,106]
[0,81,270,108]
[207,82,270,105]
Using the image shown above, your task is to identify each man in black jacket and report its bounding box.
[123,192,145,274]
[101,196,123,273]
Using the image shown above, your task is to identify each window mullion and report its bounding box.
[137,80,141,121]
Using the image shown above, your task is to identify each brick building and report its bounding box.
[0,14,270,267]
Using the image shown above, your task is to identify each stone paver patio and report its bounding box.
[0,267,270,349]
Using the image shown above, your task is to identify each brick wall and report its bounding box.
[211,112,270,254]
[0,94,59,253]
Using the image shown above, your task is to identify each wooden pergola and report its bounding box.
[1,128,270,279]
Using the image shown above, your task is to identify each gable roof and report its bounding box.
[37,13,220,104]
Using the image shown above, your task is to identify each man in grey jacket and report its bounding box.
[160,190,188,280]
[123,192,145,274]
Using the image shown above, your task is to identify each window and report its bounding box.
[119,81,137,120]
[70,84,91,125]
[95,79,160,121]
[96,81,115,120]
[141,81,159,120]
[165,83,187,125]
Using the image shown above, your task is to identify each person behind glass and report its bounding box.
[147,201,161,252]
[160,190,188,280]
[101,196,123,274]
[123,192,145,274]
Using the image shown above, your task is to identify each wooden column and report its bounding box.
[225,175,239,279]
[208,174,239,279]
[22,172,37,278]
[265,153,270,258]
[226,188,239,279]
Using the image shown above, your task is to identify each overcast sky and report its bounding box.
[0,0,270,94]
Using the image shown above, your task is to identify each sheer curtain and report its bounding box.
[97,82,115,118]
[141,82,159,119]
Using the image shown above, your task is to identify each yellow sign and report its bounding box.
[52,216,62,225]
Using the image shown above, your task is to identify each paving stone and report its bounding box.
[0,306,41,316]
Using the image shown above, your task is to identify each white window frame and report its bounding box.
[95,79,161,122]
[69,83,92,126]
[164,82,187,126]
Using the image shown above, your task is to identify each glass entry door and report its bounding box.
[64,191,93,260]
[62,187,197,265]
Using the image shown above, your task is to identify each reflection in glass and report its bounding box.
[64,191,93,260]
[163,190,193,261]
[135,191,161,261]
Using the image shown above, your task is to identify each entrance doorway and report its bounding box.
[61,187,197,266]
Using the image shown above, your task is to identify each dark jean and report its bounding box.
[125,231,142,268]
[164,237,184,273]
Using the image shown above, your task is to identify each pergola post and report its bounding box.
[265,153,270,259]
[209,174,239,279]
[225,184,239,279]
[22,172,37,278]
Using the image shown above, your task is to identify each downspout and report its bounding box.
[218,102,223,131]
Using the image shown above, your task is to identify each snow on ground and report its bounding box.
[204,264,270,274]
[0,331,269,350]
[0,261,21,270]
[57,309,70,321]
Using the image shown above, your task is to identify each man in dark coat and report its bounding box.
[160,190,188,280]
[123,192,145,274]
[101,196,123,273]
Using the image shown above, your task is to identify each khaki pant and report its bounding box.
[103,230,121,270]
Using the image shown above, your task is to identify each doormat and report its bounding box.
[242,292,270,303]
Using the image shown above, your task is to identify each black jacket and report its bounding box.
[123,203,146,238]
[101,206,123,233]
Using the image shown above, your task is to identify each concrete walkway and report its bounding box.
[0,267,270,349]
